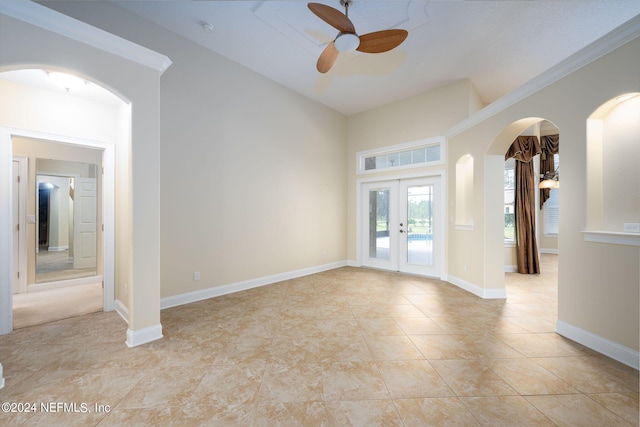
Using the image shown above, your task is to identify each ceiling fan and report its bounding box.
[308,1,409,73]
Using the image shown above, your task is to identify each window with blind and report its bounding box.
[543,153,560,235]
[504,158,515,242]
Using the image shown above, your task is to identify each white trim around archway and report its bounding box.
[0,127,115,335]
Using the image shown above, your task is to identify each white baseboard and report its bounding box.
[126,323,162,347]
[115,299,129,324]
[504,265,517,273]
[161,261,348,310]
[447,274,507,299]
[347,259,359,267]
[556,320,639,370]
[0,363,4,389]
[540,248,559,255]
[47,246,68,252]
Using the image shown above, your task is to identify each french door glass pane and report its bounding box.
[406,185,433,266]
[369,189,390,260]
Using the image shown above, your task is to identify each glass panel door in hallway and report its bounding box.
[399,177,441,277]
[361,177,441,278]
[362,181,399,271]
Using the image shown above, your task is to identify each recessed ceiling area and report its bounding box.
[30,1,640,115]
[110,0,640,115]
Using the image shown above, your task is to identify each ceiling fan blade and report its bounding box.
[317,41,339,73]
[356,29,408,53]
[308,2,356,33]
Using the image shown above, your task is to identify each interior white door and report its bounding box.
[361,176,441,278]
[73,177,97,270]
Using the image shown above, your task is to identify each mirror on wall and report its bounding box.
[36,159,98,283]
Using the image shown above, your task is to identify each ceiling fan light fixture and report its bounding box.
[334,32,360,52]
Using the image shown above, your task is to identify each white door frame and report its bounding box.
[0,127,116,335]
[360,180,400,271]
[356,169,447,280]
[12,156,27,294]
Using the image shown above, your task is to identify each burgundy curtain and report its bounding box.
[539,134,560,208]
[505,136,541,274]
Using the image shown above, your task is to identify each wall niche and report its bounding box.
[585,93,640,246]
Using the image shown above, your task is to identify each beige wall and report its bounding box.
[347,80,483,261]
[0,10,164,334]
[15,1,639,358]
[46,1,349,299]
[447,37,640,351]
[158,37,347,296]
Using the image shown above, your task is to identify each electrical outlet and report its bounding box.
[193,271,200,281]
[623,223,640,233]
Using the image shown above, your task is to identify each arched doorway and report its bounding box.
[0,67,125,333]
[486,118,561,326]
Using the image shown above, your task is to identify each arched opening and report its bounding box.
[486,118,561,326]
[0,67,129,332]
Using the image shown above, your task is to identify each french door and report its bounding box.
[361,177,441,277]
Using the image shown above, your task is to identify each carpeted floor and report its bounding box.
[36,248,97,283]
[12,283,103,329]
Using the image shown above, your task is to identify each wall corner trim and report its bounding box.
[115,299,129,324]
[0,1,172,74]
[556,320,640,370]
[447,274,507,299]
[126,324,163,348]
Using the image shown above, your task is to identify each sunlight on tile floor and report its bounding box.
[1,255,638,426]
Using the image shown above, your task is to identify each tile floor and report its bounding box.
[0,255,638,426]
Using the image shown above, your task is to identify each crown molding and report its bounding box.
[0,0,172,74]
[446,14,640,139]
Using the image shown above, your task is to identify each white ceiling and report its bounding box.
[3,1,639,114]
[112,0,640,115]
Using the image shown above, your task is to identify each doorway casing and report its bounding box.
[355,169,447,280]
[0,127,115,334]
[12,156,28,294]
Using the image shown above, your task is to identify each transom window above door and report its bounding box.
[357,136,445,174]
